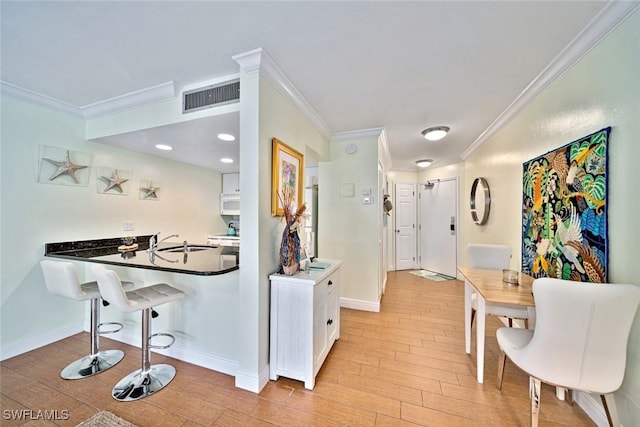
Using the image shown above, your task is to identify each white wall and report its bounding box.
[463,10,640,424]
[0,93,223,355]
[320,134,380,309]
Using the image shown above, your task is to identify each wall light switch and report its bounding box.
[362,195,373,205]
[123,220,135,231]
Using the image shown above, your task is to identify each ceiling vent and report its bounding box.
[182,79,240,113]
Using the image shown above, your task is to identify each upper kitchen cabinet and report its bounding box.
[221,173,240,216]
[222,173,240,193]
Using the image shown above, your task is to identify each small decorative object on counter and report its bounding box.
[277,187,307,275]
[118,236,138,252]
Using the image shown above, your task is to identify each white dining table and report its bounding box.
[458,267,537,384]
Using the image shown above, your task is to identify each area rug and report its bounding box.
[408,269,456,282]
[76,411,137,427]
[522,127,609,282]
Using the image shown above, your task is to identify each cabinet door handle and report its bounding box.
[327,319,333,325]
[328,280,333,286]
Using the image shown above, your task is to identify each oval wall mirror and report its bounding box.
[470,177,491,225]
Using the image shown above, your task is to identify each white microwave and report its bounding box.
[220,193,240,215]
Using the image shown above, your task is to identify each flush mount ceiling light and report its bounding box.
[217,133,236,141]
[220,158,234,163]
[415,159,433,168]
[421,126,450,141]
[155,144,173,151]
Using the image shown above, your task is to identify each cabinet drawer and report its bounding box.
[315,274,338,300]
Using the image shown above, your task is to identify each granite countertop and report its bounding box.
[44,235,239,276]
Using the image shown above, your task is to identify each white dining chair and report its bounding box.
[497,278,640,427]
[467,244,530,328]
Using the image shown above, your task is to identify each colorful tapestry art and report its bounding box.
[521,127,609,283]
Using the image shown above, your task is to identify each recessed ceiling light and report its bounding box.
[155,144,173,151]
[421,126,450,141]
[220,158,234,163]
[217,133,236,141]
[416,159,433,168]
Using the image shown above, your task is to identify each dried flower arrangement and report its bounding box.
[277,187,307,275]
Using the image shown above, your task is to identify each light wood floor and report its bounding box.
[1,271,594,426]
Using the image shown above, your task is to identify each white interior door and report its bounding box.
[420,178,457,277]
[395,183,416,270]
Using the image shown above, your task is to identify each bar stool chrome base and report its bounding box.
[61,349,125,380]
[112,364,176,401]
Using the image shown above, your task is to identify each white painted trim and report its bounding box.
[332,127,385,142]
[234,364,270,393]
[575,391,608,427]
[340,297,380,312]
[233,47,333,139]
[107,329,238,378]
[0,322,84,361]
[378,128,392,168]
[81,81,176,119]
[461,1,640,159]
[231,48,263,74]
[0,81,82,117]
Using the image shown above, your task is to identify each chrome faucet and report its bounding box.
[148,232,179,252]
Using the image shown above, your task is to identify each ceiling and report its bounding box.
[1,1,618,173]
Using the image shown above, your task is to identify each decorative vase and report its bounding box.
[282,261,299,276]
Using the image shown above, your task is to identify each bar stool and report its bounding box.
[91,264,185,401]
[40,260,129,379]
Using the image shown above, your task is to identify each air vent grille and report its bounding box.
[183,80,240,113]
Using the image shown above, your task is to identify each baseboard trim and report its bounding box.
[0,322,84,361]
[340,297,380,312]
[108,329,238,377]
[575,391,608,427]
[235,364,270,393]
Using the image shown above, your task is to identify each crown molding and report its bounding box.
[0,80,177,120]
[332,127,385,142]
[81,81,175,119]
[0,81,82,117]
[462,1,640,159]
[231,48,263,74]
[233,47,333,140]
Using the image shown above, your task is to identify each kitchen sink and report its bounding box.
[158,245,216,253]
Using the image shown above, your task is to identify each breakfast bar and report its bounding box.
[44,235,238,275]
[44,235,241,378]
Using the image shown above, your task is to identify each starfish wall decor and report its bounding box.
[98,168,131,195]
[139,180,160,200]
[41,149,89,184]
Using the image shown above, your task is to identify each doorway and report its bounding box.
[395,183,416,270]
[419,178,458,277]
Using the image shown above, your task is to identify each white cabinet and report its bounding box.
[269,260,342,389]
[221,173,240,215]
[222,173,239,193]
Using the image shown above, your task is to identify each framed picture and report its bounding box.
[96,167,131,195]
[38,145,91,187]
[271,138,304,216]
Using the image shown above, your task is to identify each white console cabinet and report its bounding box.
[269,260,342,389]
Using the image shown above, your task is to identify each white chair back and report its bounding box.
[467,244,511,270]
[90,264,132,312]
[512,278,640,393]
[40,260,87,301]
